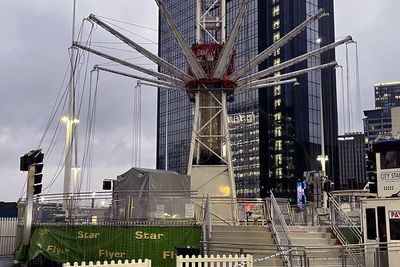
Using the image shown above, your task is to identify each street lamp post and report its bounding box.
[316,37,329,209]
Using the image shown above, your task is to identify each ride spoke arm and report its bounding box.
[236,78,297,91]
[89,14,193,83]
[137,81,179,91]
[73,42,186,87]
[229,8,328,81]
[155,0,207,79]
[243,61,337,88]
[213,0,250,79]
[94,66,182,89]
[237,36,352,86]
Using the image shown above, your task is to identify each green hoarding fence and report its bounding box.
[16,225,201,267]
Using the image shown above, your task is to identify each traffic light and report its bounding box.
[21,149,44,195]
[366,150,377,193]
[20,149,44,171]
[31,163,43,195]
[103,179,113,190]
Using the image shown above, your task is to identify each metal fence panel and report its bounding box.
[0,217,17,256]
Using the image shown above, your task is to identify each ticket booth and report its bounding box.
[361,198,400,267]
[361,137,400,266]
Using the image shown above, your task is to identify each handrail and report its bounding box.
[328,193,364,266]
[192,200,232,225]
[270,191,292,267]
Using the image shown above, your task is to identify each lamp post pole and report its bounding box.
[316,38,329,209]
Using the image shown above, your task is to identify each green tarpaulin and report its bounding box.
[17,225,201,267]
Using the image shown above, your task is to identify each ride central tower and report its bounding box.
[186,0,239,208]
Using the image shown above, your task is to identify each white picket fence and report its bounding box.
[0,217,17,256]
[63,259,151,267]
[177,254,253,267]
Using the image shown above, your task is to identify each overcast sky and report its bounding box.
[0,1,399,201]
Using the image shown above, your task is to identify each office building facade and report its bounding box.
[338,133,366,189]
[363,109,392,144]
[157,0,339,199]
[375,82,400,111]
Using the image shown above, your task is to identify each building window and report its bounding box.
[272,6,280,17]
[273,19,280,30]
[275,154,282,166]
[273,32,280,42]
[276,167,283,178]
[274,112,282,122]
[274,126,282,137]
[275,140,282,151]
[274,98,281,109]
[273,48,281,56]
[273,58,281,66]
[274,85,281,96]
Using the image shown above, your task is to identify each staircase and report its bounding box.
[207,225,284,267]
[288,225,356,267]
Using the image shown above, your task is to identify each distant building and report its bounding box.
[391,107,400,135]
[375,81,400,111]
[363,109,392,144]
[0,202,17,218]
[338,133,366,189]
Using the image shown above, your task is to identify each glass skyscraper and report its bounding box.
[157,0,339,200]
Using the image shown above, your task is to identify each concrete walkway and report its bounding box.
[0,256,14,267]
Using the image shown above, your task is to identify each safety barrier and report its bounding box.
[0,217,17,256]
[269,192,292,267]
[63,259,151,267]
[176,254,253,267]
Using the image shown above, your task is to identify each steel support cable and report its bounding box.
[94,14,158,32]
[131,83,142,167]
[86,70,99,191]
[339,66,346,135]
[91,17,157,45]
[79,70,99,192]
[132,84,137,166]
[345,43,352,132]
[44,99,67,160]
[354,42,362,131]
[37,63,70,149]
[76,24,96,190]
[90,41,158,45]
[75,24,98,192]
[45,23,87,194]
[94,56,152,67]
[78,69,94,192]
[40,13,87,195]
[138,83,142,167]
[88,44,144,55]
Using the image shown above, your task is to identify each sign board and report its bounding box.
[296,181,307,208]
[227,112,256,126]
[155,205,164,218]
[389,210,400,219]
[184,204,194,218]
[15,225,201,267]
[377,168,400,197]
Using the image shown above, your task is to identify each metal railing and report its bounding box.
[0,217,17,256]
[270,191,292,267]
[18,191,273,227]
[328,193,364,266]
